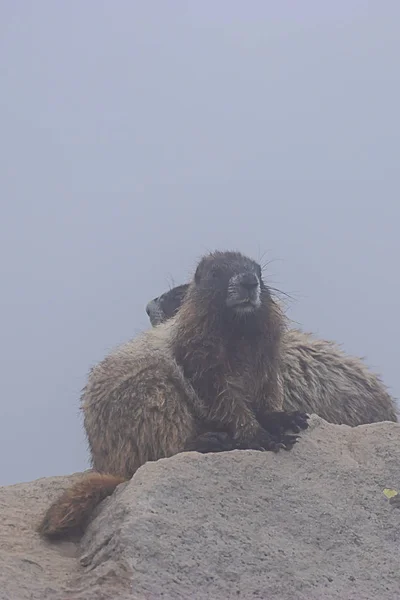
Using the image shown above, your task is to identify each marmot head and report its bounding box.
[146,284,188,326]
[189,250,269,321]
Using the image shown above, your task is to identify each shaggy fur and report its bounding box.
[38,250,308,540]
[38,473,126,539]
[146,284,398,426]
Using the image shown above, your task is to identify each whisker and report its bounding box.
[260,257,284,272]
[268,287,297,303]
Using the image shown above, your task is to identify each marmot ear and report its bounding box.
[177,284,190,297]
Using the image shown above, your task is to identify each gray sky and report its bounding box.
[1,2,399,486]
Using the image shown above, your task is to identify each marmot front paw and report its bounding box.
[261,411,309,435]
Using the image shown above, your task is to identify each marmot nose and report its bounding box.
[239,273,259,290]
[145,300,156,316]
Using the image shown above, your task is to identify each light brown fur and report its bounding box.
[281,328,398,425]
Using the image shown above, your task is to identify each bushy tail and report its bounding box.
[37,472,126,540]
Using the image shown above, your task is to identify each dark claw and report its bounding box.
[268,432,300,452]
[244,428,294,453]
[279,434,300,450]
[260,411,310,435]
[267,428,302,451]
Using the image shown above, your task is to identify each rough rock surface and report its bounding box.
[1,415,399,600]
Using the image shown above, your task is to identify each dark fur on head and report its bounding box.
[173,251,283,347]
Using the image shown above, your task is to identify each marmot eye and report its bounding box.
[211,267,222,278]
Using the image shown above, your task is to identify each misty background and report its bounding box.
[1,2,399,486]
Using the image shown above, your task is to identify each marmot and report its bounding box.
[146,284,398,426]
[38,250,308,540]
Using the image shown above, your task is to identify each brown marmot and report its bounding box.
[38,250,308,540]
[146,284,398,426]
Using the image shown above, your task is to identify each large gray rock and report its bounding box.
[1,415,399,599]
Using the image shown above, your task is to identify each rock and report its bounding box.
[0,472,82,600]
[1,415,399,599]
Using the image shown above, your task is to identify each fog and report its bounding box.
[1,1,399,485]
